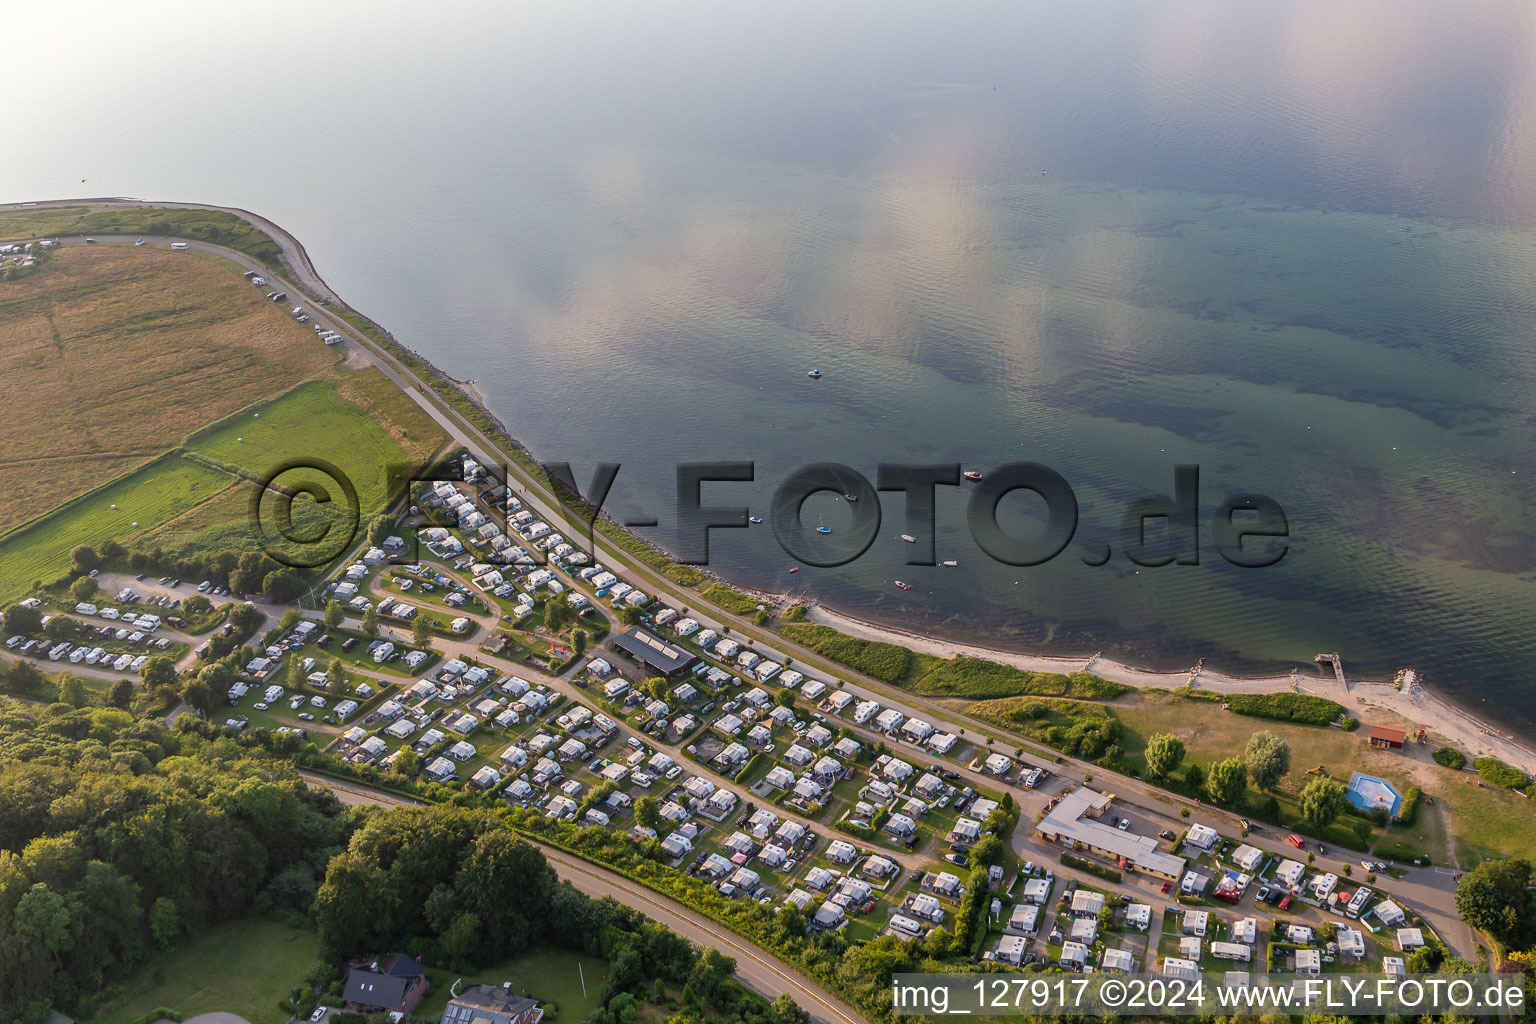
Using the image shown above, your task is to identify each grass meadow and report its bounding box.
[0,456,232,601]
[0,245,335,531]
[84,919,317,1024]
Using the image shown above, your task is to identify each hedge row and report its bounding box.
[1226,692,1344,726]
[1060,851,1122,883]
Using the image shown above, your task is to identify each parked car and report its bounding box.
[1160,880,1172,894]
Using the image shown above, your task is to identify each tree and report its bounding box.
[141,655,178,690]
[366,514,393,547]
[362,605,379,639]
[231,552,266,595]
[14,883,76,966]
[70,576,99,602]
[971,833,1005,866]
[571,628,588,656]
[44,616,77,643]
[544,599,573,633]
[1144,733,1186,779]
[7,659,43,694]
[325,600,345,631]
[149,896,180,948]
[327,659,350,698]
[392,748,422,777]
[1183,761,1206,793]
[774,688,796,708]
[2,602,43,636]
[99,538,127,563]
[229,602,263,635]
[70,545,100,575]
[182,677,219,717]
[1299,776,1347,829]
[1455,859,1536,951]
[106,678,136,710]
[262,568,305,604]
[413,615,434,648]
[182,594,213,617]
[635,796,662,831]
[1206,756,1247,806]
[288,650,306,688]
[1244,731,1292,792]
[57,673,88,708]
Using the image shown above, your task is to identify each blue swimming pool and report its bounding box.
[1347,772,1403,817]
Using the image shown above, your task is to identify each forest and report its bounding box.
[0,701,351,1023]
[0,700,808,1024]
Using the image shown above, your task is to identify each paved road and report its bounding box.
[3,202,1477,956]
[301,773,863,1024]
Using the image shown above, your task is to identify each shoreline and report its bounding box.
[17,196,1531,779]
[805,601,1536,776]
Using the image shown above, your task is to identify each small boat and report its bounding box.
[895,581,913,590]
[788,566,800,573]
[941,560,959,567]
[806,369,822,379]
[843,493,858,502]
[816,525,833,534]
[749,516,763,524]
[963,470,983,481]
[899,534,916,543]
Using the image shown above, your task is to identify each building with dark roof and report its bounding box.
[441,983,543,1024]
[611,626,696,678]
[342,954,428,1014]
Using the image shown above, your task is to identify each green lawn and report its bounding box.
[86,919,317,1024]
[417,948,609,1024]
[188,380,418,520]
[0,456,232,601]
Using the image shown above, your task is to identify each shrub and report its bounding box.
[1226,692,1344,726]
[1397,786,1423,826]
[129,1009,183,1024]
[1473,757,1530,791]
[1060,852,1121,883]
[1171,685,1223,702]
[1340,717,1360,732]
[1433,747,1467,770]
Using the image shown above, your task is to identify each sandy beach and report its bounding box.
[805,603,1536,777]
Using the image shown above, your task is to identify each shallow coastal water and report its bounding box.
[5,0,1536,734]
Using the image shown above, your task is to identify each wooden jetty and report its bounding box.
[1314,652,1348,691]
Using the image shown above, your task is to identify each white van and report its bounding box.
[170,241,189,250]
